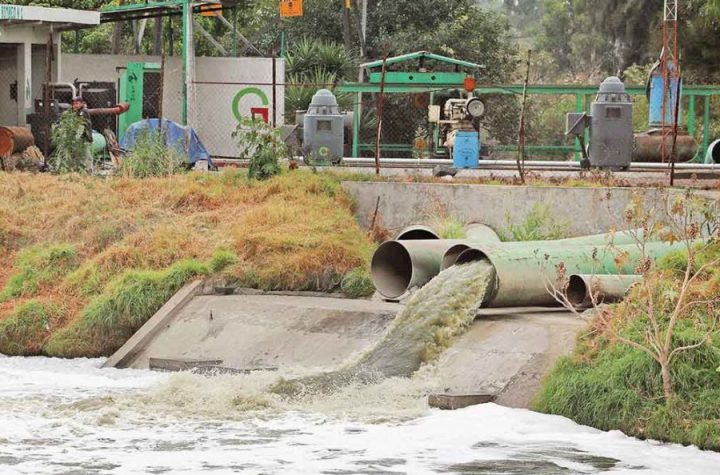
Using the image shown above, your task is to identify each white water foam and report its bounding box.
[1,357,719,474]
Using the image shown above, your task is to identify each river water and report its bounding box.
[1,356,719,474]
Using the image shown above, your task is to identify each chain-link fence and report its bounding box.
[0,45,19,128]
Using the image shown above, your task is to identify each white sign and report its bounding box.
[0,4,22,20]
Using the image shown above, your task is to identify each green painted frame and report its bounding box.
[338,82,719,160]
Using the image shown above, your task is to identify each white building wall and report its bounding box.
[61,54,285,158]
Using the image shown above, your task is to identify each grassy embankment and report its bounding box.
[534,244,720,450]
[0,170,377,358]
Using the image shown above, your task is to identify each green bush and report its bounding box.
[50,111,91,174]
[120,129,188,178]
[233,117,287,180]
[44,259,208,357]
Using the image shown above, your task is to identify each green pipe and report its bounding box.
[442,230,645,270]
[395,225,441,241]
[374,225,501,298]
[372,240,465,299]
[567,274,642,308]
[455,241,688,308]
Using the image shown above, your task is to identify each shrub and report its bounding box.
[233,117,288,180]
[341,267,375,298]
[50,110,91,174]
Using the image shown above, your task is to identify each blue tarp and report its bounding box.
[120,119,212,166]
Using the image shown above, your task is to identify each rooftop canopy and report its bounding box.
[0,4,100,31]
[361,51,482,72]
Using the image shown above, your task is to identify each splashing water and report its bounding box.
[270,260,496,396]
[356,260,496,377]
[2,357,720,474]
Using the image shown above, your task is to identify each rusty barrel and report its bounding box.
[0,126,35,157]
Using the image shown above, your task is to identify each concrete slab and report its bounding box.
[122,294,402,371]
[430,308,585,408]
[106,292,585,409]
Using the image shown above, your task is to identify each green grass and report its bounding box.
[0,300,62,356]
[44,259,208,358]
[499,203,571,241]
[340,267,376,298]
[0,244,78,302]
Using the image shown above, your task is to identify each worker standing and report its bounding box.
[71,96,94,172]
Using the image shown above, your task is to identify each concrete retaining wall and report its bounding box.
[342,182,719,237]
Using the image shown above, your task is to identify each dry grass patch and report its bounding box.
[0,170,374,356]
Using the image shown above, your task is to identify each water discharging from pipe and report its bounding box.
[273,260,496,395]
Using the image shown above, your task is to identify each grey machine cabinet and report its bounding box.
[589,76,634,169]
[303,89,345,161]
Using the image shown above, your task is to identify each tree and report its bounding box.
[547,190,720,402]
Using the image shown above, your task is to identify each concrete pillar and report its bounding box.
[16,42,32,126]
[52,31,61,82]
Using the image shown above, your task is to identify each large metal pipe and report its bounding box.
[372,240,466,299]
[567,274,642,308]
[440,224,501,270]
[465,223,501,243]
[373,224,502,298]
[87,103,130,116]
[454,241,688,308]
[633,131,698,162]
[0,127,35,157]
[395,225,440,240]
[441,230,646,270]
[707,140,720,164]
[341,157,720,171]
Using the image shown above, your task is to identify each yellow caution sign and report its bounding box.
[280,0,303,17]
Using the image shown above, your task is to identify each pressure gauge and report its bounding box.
[466,98,485,118]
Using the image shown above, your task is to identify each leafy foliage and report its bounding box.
[50,111,91,174]
[233,117,287,180]
[284,40,356,121]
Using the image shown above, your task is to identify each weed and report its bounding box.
[0,300,63,356]
[500,202,570,241]
[44,259,208,357]
[120,129,188,178]
[233,118,287,181]
[341,267,375,298]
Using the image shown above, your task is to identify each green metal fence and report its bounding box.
[337,82,720,161]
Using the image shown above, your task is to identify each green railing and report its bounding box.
[337,83,720,161]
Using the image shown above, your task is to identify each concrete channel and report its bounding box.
[105,285,583,409]
[105,182,716,409]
